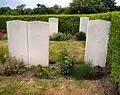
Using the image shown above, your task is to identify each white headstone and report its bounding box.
[49,18,58,35]
[7,20,49,66]
[7,20,29,65]
[28,21,49,66]
[79,17,89,33]
[85,20,111,67]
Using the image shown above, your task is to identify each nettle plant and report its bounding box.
[58,47,76,75]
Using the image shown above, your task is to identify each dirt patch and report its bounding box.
[98,75,117,95]
[97,68,117,95]
[16,71,35,78]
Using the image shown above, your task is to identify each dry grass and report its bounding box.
[0,76,104,95]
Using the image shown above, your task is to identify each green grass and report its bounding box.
[0,40,85,63]
[0,76,23,95]
[50,41,85,63]
[0,40,8,47]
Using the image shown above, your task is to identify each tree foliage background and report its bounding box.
[0,0,119,15]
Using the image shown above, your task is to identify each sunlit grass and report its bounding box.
[50,41,85,63]
[0,40,85,63]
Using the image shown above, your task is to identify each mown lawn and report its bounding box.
[0,76,104,95]
[0,40,85,63]
[0,40,8,47]
[50,41,85,63]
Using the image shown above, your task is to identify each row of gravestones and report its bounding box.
[7,18,58,67]
[7,17,111,67]
[80,17,111,67]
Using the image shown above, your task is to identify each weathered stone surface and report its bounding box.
[7,20,49,66]
[79,17,89,33]
[28,21,49,66]
[85,20,111,67]
[49,18,58,35]
[7,20,29,65]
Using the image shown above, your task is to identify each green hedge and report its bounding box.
[0,13,111,35]
[108,12,120,92]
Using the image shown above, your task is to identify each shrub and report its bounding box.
[75,32,86,41]
[31,65,49,78]
[0,30,7,40]
[0,57,27,76]
[58,47,68,62]
[58,47,76,75]
[71,61,93,79]
[0,47,8,64]
[59,56,76,75]
[1,34,7,40]
[92,65,104,78]
[49,64,61,79]
[71,61,104,79]
[50,33,72,41]
[31,64,61,79]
